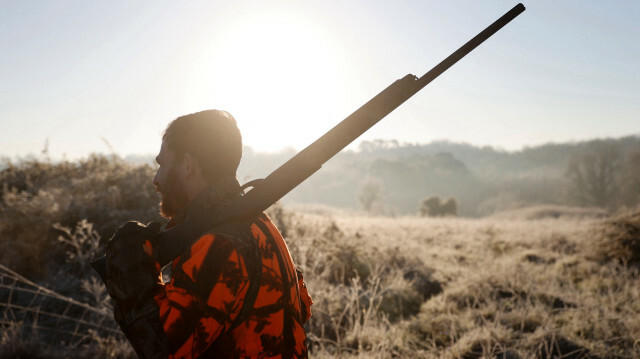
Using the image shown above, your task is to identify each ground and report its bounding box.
[1,204,639,358]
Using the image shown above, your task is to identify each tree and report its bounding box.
[358,178,383,212]
[441,198,458,216]
[620,147,640,206]
[565,141,621,207]
[419,196,441,217]
[419,196,458,217]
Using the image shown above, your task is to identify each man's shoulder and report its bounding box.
[173,213,282,268]
[185,218,264,258]
[201,213,279,243]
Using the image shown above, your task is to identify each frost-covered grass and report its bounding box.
[1,157,638,358]
[281,206,640,358]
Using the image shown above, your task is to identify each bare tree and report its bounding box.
[565,141,621,207]
[620,147,640,206]
[358,178,383,212]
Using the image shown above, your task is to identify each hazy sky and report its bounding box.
[1,1,638,159]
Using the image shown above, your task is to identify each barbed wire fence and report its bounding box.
[0,263,123,347]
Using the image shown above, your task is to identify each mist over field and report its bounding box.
[242,136,640,217]
[0,135,639,357]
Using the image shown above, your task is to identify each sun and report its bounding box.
[186,7,356,153]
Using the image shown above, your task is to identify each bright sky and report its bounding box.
[1,1,638,159]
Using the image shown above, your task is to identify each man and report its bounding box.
[104,110,312,358]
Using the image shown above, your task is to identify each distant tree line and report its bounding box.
[348,137,640,215]
[565,140,640,208]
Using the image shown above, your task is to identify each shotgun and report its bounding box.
[92,3,525,280]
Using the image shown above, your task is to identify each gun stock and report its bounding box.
[91,3,525,280]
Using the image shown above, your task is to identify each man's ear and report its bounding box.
[182,153,200,179]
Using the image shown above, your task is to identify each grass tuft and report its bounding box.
[593,209,640,266]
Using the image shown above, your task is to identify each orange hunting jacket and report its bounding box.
[153,214,312,358]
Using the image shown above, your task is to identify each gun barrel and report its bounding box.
[416,3,525,91]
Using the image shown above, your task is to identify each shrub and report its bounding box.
[0,155,163,279]
[419,196,458,217]
[54,219,101,270]
[378,286,423,321]
[593,209,640,266]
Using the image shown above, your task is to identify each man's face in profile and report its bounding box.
[153,141,189,219]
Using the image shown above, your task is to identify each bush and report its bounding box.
[0,155,163,279]
[0,155,160,356]
[419,196,458,217]
[594,209,640,266]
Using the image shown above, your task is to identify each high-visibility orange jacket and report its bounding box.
[153,213,312,358]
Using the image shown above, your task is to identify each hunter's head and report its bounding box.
[153,109,242,219]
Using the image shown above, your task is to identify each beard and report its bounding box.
[158,166,190,220]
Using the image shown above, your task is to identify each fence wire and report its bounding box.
[0,264,123,346]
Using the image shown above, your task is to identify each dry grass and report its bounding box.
[278,206,640,358]
[0,264,134,358]
[592,209,640,266]
[1,202,638,357]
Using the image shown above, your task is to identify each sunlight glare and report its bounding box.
[191,9,354,152]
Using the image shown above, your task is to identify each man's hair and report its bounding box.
[162,110,242,183]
